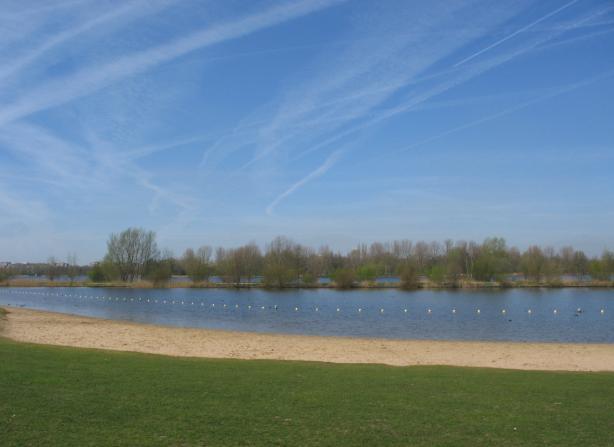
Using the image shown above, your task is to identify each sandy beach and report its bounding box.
[2,306,614,371]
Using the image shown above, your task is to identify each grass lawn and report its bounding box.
[1,335,613,446]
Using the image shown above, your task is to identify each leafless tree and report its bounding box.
[105,228,159,282]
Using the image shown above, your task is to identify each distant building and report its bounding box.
[0,262,11,268]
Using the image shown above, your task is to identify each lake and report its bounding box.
[1,287,612,343]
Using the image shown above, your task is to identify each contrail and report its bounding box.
[266,150,342,215]
[392,68,614,155]
[454,0,579,67]
[0,0,175,82]
[0,0,347,127]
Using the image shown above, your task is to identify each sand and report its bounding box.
[2,306,614,371]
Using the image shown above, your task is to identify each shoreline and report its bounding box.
[2,306,613,371]
[2,280,614,290]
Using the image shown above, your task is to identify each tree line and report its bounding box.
[2,228,613,288]
[85,228,614,288]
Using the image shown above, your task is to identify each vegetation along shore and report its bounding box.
[2,227,613,290]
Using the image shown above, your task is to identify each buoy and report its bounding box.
[380,308,384,313]
[476,309,481,314]
[427,308,432,314]
[336,307,340,312]
[295,307,299,311]
[452,308,456,314]
[527,309,532,315]
[553,309,558,315]
[404,309,408,313]
[601,309,605,315]
[358,308,362,313]
[235,304,239,308]
[501,309,506,314]
[212,303,215,307]
[248,305,252,310]
[261,306,265,310]
[315,307,319,312]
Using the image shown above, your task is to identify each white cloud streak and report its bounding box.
[287,4,612,162]
[266,150,342,215]
[0,0,346,126]
[453,0,579,67]
[391,68,614,155]
[0,0,175,83]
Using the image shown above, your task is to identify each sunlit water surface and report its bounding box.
[1,287,612,342]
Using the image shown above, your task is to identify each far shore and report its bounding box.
[2,279,614,290]
[1,306,613,371]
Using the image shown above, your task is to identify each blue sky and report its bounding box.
[0,0,613,262]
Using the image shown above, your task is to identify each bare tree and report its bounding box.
[105,228,159,282]
[182,245,213,282]
[46,256,60,281]
[66,253,78,283]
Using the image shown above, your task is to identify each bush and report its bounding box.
[357,264,377,282]
[301,273,317,286]
[427,265,446,284]
[146,260,172,286]
[263,265,296,288]
[333,268,356,289]
[399,263,419,290]
[88,261,118,282]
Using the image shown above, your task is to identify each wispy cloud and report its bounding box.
[453,0,580,67]
[266,150,342,216]
[202,1,528,171]
[0,0,175,83]
[287,2,612,161]
[0,0,346,126]
[390,68,614,156]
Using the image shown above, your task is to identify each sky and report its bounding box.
[0,0,613,263]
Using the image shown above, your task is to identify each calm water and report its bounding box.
[1,287,612,343]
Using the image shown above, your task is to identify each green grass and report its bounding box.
[1,337,613,446]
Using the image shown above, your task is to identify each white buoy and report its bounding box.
[295,307,299,311]
[235,304,239,308]
[601,309,605,315]
[336,307,340,312]
[476,309,481,314]
[358,308,362,313]
[427,308,432,314]
[502,309,506,314]
[577,308,582,313]
[315,307,319,312]
[223,304,227,308]
[404,309,408,313]
[553,309,558,315]
[248,305,252,310]
[527,309,532,315]
[452,308,456,314]
[380,308,384,313]
[212,303,215,307]
[261,306,265,310]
